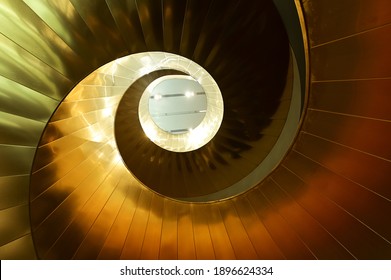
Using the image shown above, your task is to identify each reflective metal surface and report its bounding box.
[1,0,391,260]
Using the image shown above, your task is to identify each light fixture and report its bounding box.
[185,91,194,98]
[153,94,162,100]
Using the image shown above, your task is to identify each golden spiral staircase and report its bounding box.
[0,0,391,259]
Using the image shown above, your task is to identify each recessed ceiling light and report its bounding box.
[185,91,194,98]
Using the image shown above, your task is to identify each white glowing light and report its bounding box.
[139,64,157,76]
[102,108,112,118]
[111,62,117,83]
[185,91,194,98]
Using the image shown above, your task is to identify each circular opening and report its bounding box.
[148,75,207,134]
[138,55,224,153]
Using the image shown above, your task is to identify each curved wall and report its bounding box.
[0,0,391,259]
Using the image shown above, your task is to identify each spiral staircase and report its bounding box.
[1,0,391,259]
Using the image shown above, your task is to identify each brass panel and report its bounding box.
[203,0,289,83]
[191,204,215,259]
[206,203,236,259]
[311,24,391,81]
[0,235,36,260]
[247,185,315,259]
[233,197,286,259]
[34,117,114,170]
[105,0,147,53]
[218,201,258,259]
[95,63,139,81]
[310,79,391,121]
[192,0,241,64]
[0,76,58,122]
[179,0,211,58]
[162,0,187,53]
[32,147,119,257]
[40,109,114,144]
[97,180,142,260]
[158,199,178,260]
[0,175,29,210]
[23,0,110,68]
[261,178,355,259]
[294,132,391,200]
[46,161,123,260]
[0,0,86,80]
[30,139,106,199]
[284,150,391,242]
[139,194,164,259]
[73,174,130,259]
[303,0,391,46]
[79,72,133,87]
[272,166,391,259]
[120,189,153,259]
[135,0,164,50]
[303,110,391,160]
[68,164,126,259]
[51,96,121,121]
[34,135,91,171]
[177,203,196,259]
[0,204,30,247]
[65,85,128,101]
[30,142,118,227]
[0,33,73,101]
[0,145,35,176]
[0,112,45,147]
[68,0,127,57]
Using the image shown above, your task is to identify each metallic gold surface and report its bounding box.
[284,151,391,243]
[162,0,187,53]
[0,112,45,147]
[0,0,86,80]
[271,163,391,258]
[24,0,113,68]
[0,33,73,100]
[105,0,147,53]
[0,76,58,122]
[309,79,391,121]
[67,0,128,58]
[136,0,164,50]
[0,204,30,247]
[0,175,29,210]
[0,234,36,260]
[303,110,391,160]
[311,24,391,81]
[0,0,391,260]
[294,132,391,200]
[303,0,391,46]
[0,145,35,177]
